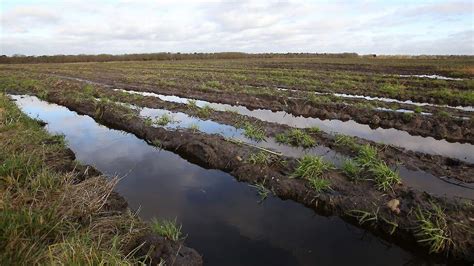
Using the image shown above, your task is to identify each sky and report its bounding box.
[0,0,473,56]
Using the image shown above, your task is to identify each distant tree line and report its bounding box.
[0,52,361,64]
[0,52,471,64]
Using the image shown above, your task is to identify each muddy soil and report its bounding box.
[49,74,473,144]
[88,85,474,183]
[23,87,473,264]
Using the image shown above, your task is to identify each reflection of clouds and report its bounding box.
[118,90,474,162]
[12,95,415,264]
[401,168,474,200]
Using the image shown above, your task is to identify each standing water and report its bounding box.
[12,95,432,265]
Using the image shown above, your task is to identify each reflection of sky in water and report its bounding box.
[117,89,474,163]
[11,95,426,265]
[139,105,474,199]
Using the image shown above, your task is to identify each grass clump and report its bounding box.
[307,177,332,193]
[241,122,266,142]
[414,106,423,114]
[292,155,333,192]
[402,112,413,122]
[369,161,402,192]
[246,151,282,166]
[154,113,173,126]
[334,134,359,150]
[187,99,198,109]
[143,116,153,127]
[249,180,271,202]
[292,155,333,179]
[308,126,321,134]
[415,204,452,254]
[437,110,450,118]
[189,123,200,133]
[197,104,214,118]
[151,218,183,241]
[276,129,316,148]
[355,144,378,167]
[341,159,362,181]
[151,139,162,149]
[247,151,272,165]
[380,83,405,97]
[340,144,401,191]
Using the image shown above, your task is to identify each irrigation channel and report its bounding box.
[12,94,439,265]
[115,89,474,164]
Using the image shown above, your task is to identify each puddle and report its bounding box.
[115,89,474,163]
[10,94,431,265]
[398,74,464,81]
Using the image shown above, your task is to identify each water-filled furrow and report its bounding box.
[276,87,473,112]
[115,89,474,163]
[332,92,474,112]
[10,94,428,265]
[138,105,474,199]
[398,74,464,81]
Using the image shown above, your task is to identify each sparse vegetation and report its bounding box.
[369,161,401,192]
[415,204,453,254]
[151,218,183,241]
[189,123,200,133]
[197,104,214,118]
[348,208,379,225]
[247,151,273,165]
[241,122,266,141]
[402,112,413,122]
[380,83,404,97]
[276,129,316,148]
[334,134,359,150]
[341,159,362,181]
[292,155,333,180]
[154,113,173,126]
[249,180,271,201]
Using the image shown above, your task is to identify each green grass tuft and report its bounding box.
[292,155,333,180]
[341,159,362,181]
[368,161,401,191]
[415,204,453,254]
[154,113,173,126]
[334,134,359,150]
[276,129,316,148]
[151,218,183,241]
[241,122,266,142]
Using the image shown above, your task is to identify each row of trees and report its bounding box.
[1,52,470,64]
[0,52,360,64]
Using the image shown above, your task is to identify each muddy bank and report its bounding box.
[50,74,473,144]
[25,89,473,263]
[88,85,474,183]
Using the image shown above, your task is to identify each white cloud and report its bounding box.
[0,0,472,55]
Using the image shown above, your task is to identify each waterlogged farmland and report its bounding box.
[1,56,474,264]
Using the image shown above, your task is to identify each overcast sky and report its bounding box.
[1,0,473,56]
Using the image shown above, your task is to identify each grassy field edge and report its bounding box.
[0,92,202,265]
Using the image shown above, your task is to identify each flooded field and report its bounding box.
[1,56,473,264]
[12,95,428,265]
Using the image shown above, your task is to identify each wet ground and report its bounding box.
[139,103,474,200]
[118,89,474,163]
[12,95,434,265]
